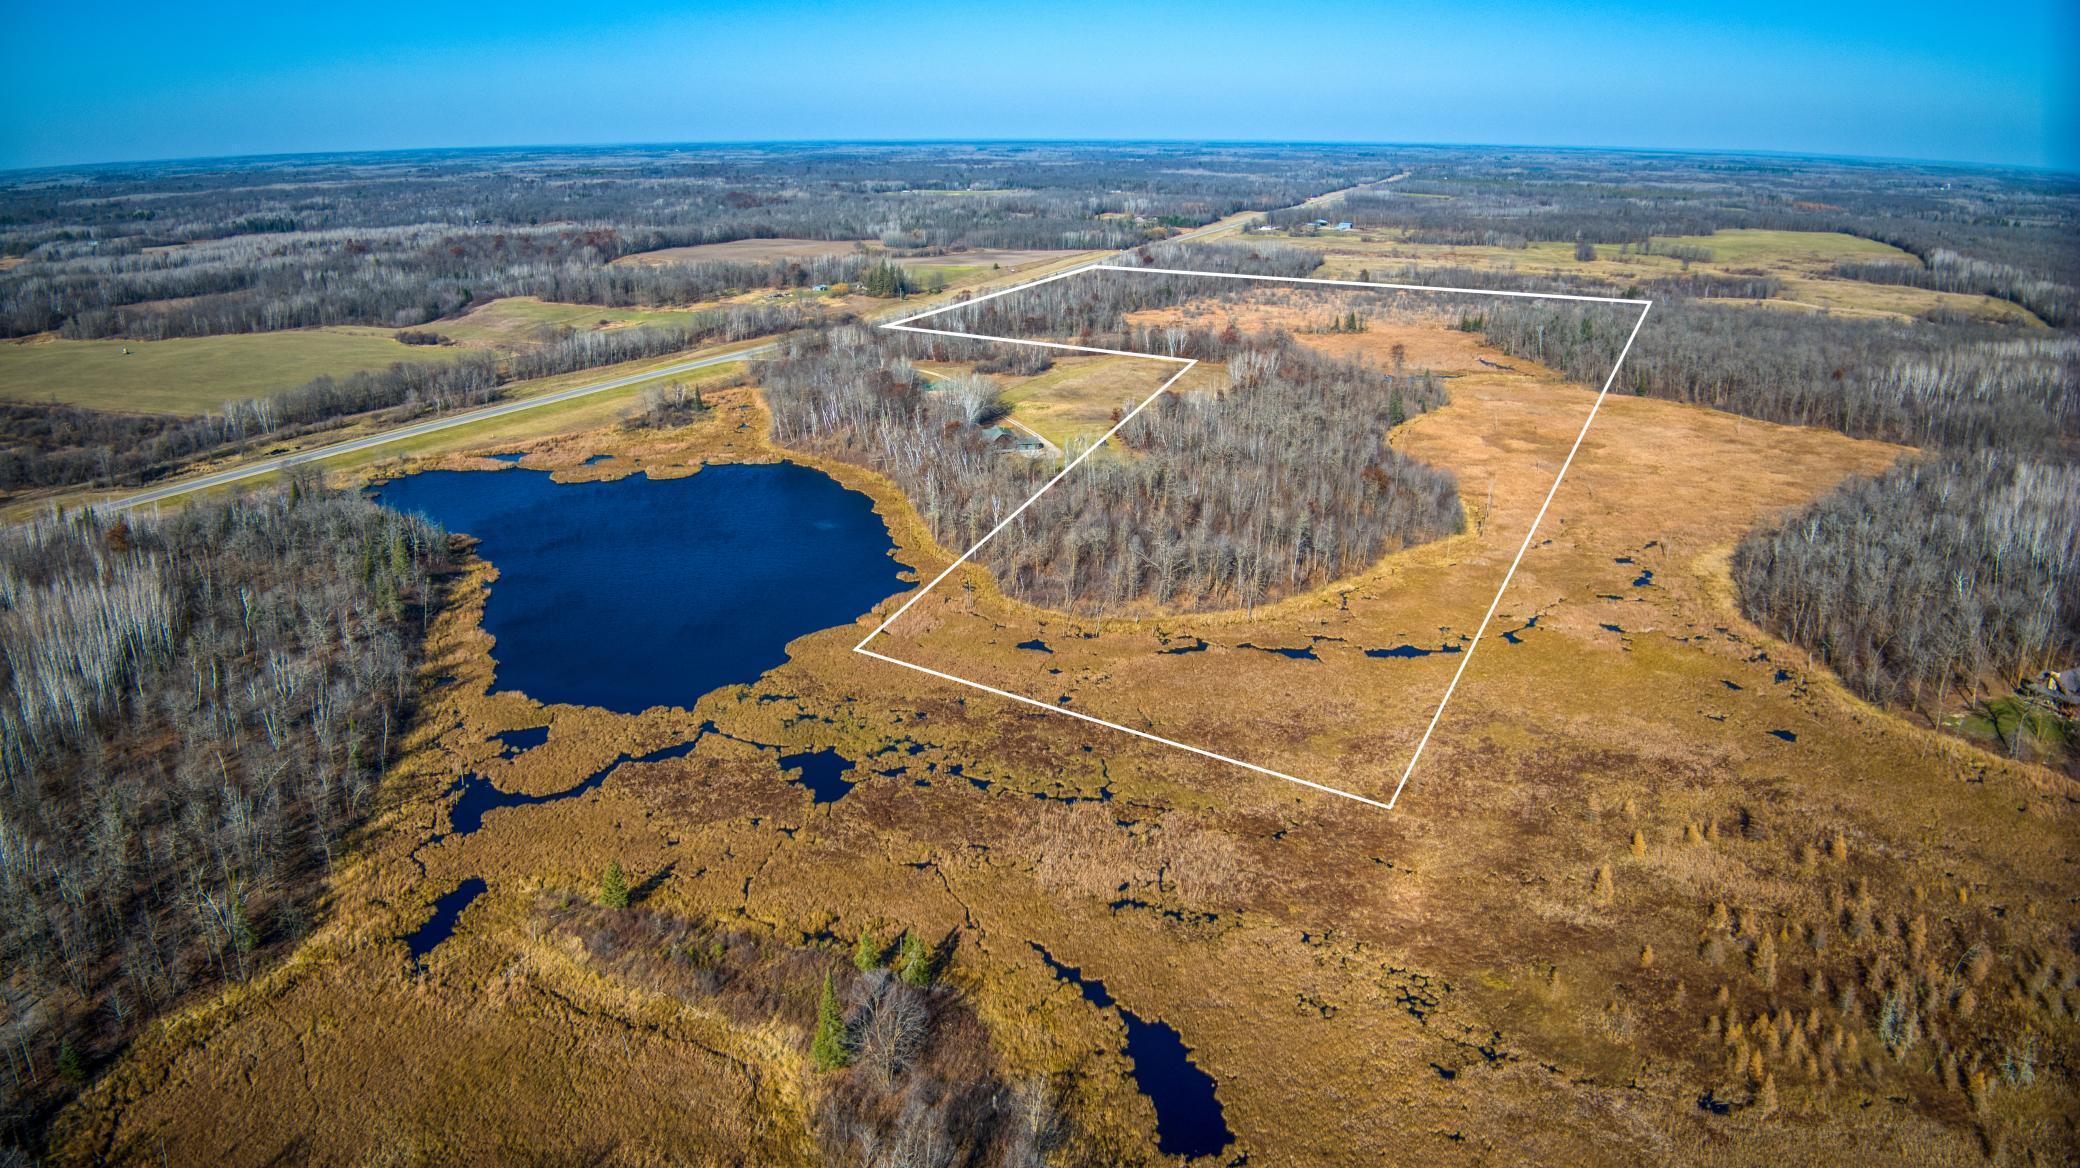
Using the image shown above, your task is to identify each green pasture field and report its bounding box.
[0,327,467,415]
[431,297,716,349]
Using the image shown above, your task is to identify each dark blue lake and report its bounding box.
[368,464,905,714]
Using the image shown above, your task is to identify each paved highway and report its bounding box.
[102,345,773,512]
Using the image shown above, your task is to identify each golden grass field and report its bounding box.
[427,296,724,349]
[899,248,1079,272]
[0,327,470,414]
[610,238,868,266]
[930,353,1219,451]
[48,293,2078,1166]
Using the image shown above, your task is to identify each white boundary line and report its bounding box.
[852,262,1652,811]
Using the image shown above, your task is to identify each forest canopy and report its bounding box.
[0,482,447,1128]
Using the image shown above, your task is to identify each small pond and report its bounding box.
[491,726,550,755]
[368,464,905,713]
[1034,944,1232,1158]
[779,747,857,804]
[404,877,487,960]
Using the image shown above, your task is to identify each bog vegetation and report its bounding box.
[1468,295,2078,732]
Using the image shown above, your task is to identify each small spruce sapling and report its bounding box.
[898,933,933,988]
[853,927,885,971]
[600,861,631,909]
[57,1041,86,1083]
[812,971,852,1070]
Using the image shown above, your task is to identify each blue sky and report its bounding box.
[3,0,2073,171]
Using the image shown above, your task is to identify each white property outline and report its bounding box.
[854,262,1652,811]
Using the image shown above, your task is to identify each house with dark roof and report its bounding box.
[979,425,1047,455]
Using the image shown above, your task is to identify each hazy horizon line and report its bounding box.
[6,136,2074,181]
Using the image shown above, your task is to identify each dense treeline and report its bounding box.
[1469,301,2078,453]
[1732,454,2080,715]
[0,301,817,494]
[1645,271,1783,300]
[765,321,1457,615]
[1068,256,1932,637]
[1833,251,2078,328]
[1275,188,1727,246]
[0,483,447,1139]
[1125,239,1324,277]
[928,249,1324,354]
[1,144,1399,339]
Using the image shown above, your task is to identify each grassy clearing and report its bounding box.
[337,364,750,478]
[1635,228,1914,266]
[901,263,985,288]
[612,238,866,266]
[430,296,719,349]
[898,248,1077,271]
[1281,227,1913,281]
[1331,227,1908,270]
[1768,275,2043,323]
[993,355,1221,450]
[914,354,1196,451]
[1952,696,2073,769]
[0,328,467,414]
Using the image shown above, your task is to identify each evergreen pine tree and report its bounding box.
[898,933,933,988]
[600,861,630,909]
[56,1041,85,1083]
[853,928,884,971]
[811,971,852,1070]
[387,524,412,577]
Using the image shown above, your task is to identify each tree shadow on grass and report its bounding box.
[631,861,677,905]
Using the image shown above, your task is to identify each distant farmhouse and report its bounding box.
[979,425,1047,455]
